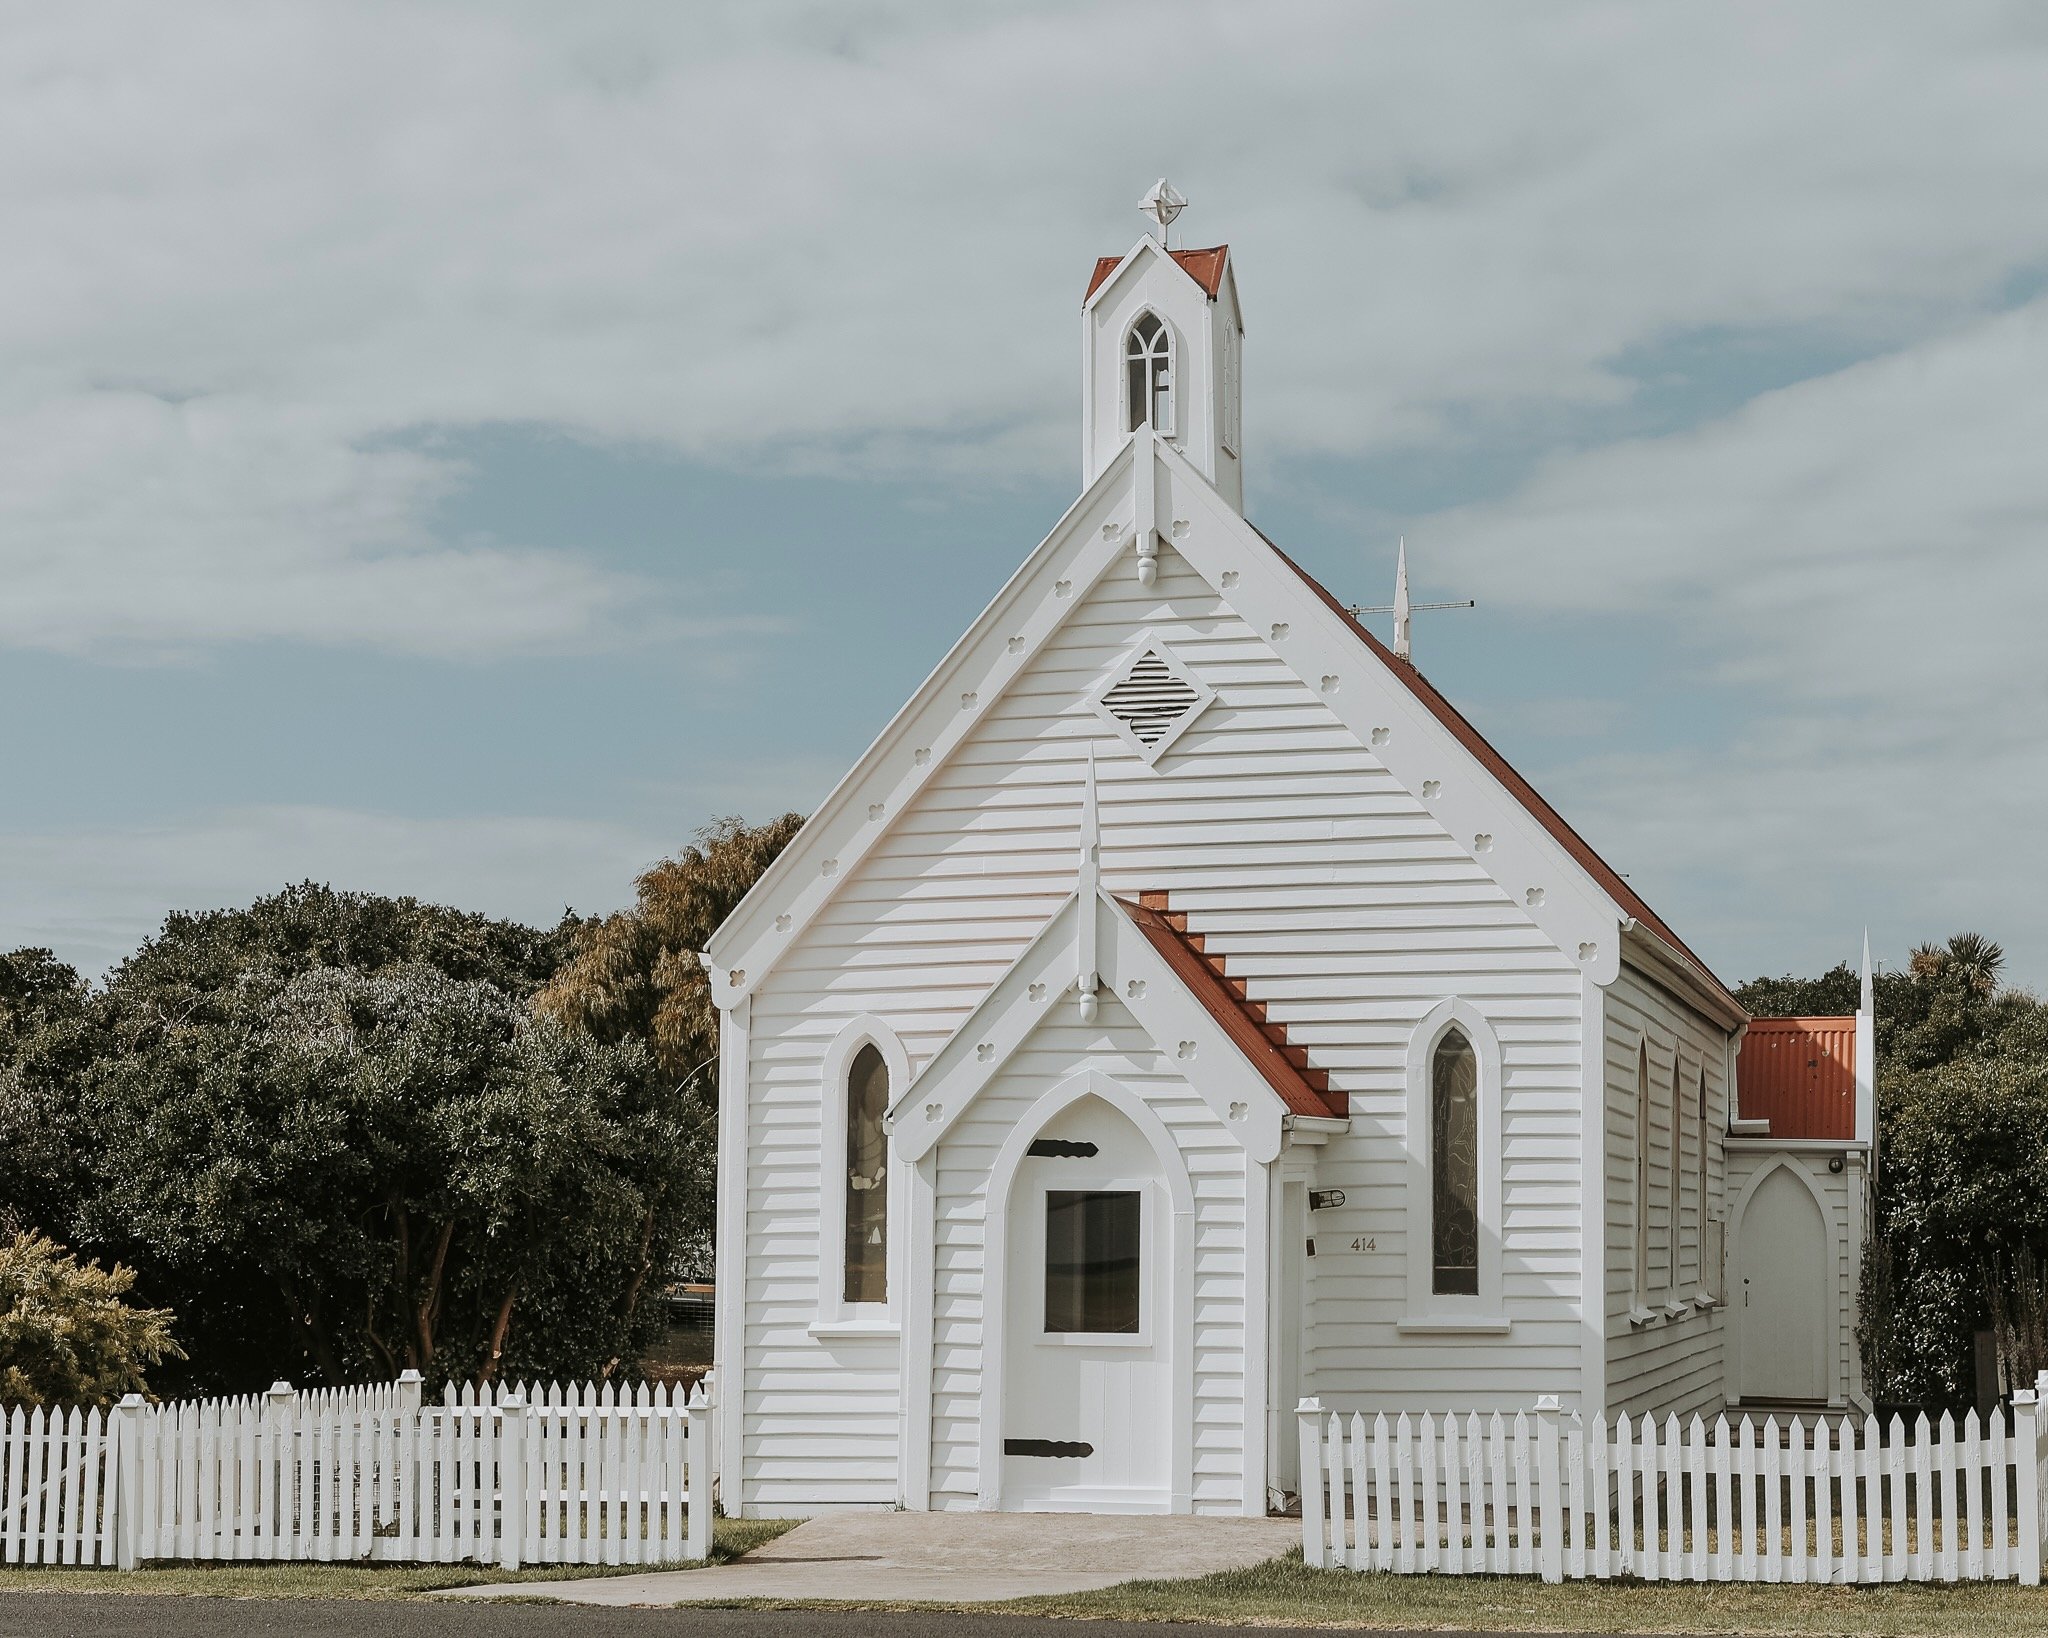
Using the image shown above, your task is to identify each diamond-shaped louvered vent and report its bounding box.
[1100,651,1199,747]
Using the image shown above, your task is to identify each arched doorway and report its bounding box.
[1734,1162,1831,1403]
[997,1090,1177,1512]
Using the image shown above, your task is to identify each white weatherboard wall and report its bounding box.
[926,996,1247,1513]
[1601,957,1734,1422]
[733,532,1605,1509]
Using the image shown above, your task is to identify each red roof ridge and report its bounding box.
[1118,891,1344,1120]
[1085,245,1230,304]
[1250,527,1735,1012]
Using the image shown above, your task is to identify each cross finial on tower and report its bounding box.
[1140,178,1187,245]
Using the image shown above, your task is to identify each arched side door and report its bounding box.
[1734,1161,1832,1403]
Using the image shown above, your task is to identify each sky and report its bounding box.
[4,2,2047,992]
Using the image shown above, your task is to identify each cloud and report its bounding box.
[1422,297,2048,985]
[0,805,671,978]
[9,3,2048,654]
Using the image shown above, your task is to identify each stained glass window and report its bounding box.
[843,1043,889,1305]
[1431,1030,1480,1296]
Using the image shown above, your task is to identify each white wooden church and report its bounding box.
[704,193,1875,1518]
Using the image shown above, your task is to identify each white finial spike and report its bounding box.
[1861,927,1874,1013]
[1078,747,1100,1023]
[1392,537,1412,661]
[1140,178,1187,245]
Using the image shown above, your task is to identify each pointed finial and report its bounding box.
[1861,927,1874,1014]
[1392,538,1412,661]
[1140,178,1187,245]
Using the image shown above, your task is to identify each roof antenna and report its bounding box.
[1140,178,1187,249]
[1348,538,1475,663]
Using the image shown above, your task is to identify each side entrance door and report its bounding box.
[1735,1162,1831,1402]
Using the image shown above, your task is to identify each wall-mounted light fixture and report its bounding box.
[1308,1188,1346,1212]
[1828,1155,1846,1175]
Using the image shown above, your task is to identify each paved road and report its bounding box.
[0,1597,1585,1638]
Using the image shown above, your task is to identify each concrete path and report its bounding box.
[440,1510,1302,1607]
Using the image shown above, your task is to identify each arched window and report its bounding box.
[1431,1029,1480,1296]
[1695,1064,1711,1294]
[1633,1041,1652,1310]
[1125,312,1172,433]
[1666,1056,1684,1302]
[843,1043,890,1305]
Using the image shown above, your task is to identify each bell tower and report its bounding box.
[1080,181,1244,512]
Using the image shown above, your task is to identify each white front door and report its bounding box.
[1736,1163,1831,1402]
[1001,1094,1171,1512]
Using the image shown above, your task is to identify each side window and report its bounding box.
[1431,1030,1480,1296]
[1696,1064,1713,1297]
[843,1043,890,1306]
[1043,1189,1142,1334]
[1666,1056,1684,1302]
[1633,1041,1651,1310]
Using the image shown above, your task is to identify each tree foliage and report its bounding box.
[0,882,711,1395]
[535,814,804,1082]
[0,1231,181,1407]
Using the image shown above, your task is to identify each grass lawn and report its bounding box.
[963,1551,2048,1634]
[0,1516,795,1599]
[8,1528,2048,1633]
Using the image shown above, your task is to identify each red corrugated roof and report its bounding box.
[1085,245,1230,303]
[1254,530,1737,1013]
[1737,1017,1858,1141]
[1118,892,1344,1120]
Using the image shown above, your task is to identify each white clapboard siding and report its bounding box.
[1602,959,1735,1422]
[740,547,1596,1510]
[1301,1385,2048,1585]
[3,1375,711,1569]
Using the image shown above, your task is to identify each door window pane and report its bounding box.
[843,1043,889,1304]
[1044,1189,1141,1334]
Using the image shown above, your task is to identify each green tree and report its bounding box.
[0,949,106,1244]
[0,1231,181,1407]
[1732,960,1863,1019]
[535,814,805,1080]
[82,956,684,1391]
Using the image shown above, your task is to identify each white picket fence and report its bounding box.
[3,1372,713,1569]
[1300,1381,2048,1585]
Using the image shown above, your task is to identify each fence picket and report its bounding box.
[1347,1412,1369,1571]
[1990,1408,2010,1582]
[1937,1411,1960,1581]
[1787,1417,1808,1584]
[1564,1414,1585,1580]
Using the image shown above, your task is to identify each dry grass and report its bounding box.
[702,1549,2048,1635]
[0,1516,796,1599]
